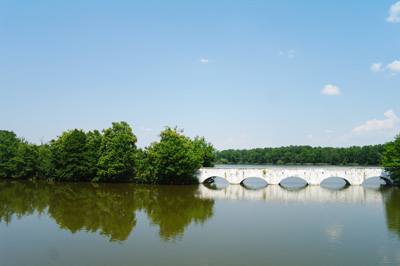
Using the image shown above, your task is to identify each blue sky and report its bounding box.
[1,0,399,150]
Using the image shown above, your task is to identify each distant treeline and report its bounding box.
[214,145,385,166]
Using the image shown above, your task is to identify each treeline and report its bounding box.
[0,122,215,184]
[215,145,385,166]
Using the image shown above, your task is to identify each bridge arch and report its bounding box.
[320,177,351,186]
[362,176,392,186]
[279,176,308,189]
[240,177,268,190]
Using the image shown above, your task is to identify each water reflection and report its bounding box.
[197,183,386,204]
[383,187,400,240]
[2,179,400,251]
[325,222,343,243]
[0,180,214,243]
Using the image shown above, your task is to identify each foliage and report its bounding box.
[383,134,400,185]
[0,122,215,185]
[50,129,92,181]
[215,145,385,166]
[0,130,20,178]
[96,122,137,182]
[0,130,39,179]
[9,140,38,179]
[145,127,203,185]
[193,136,216,167]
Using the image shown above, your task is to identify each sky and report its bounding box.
[1,0,400,150]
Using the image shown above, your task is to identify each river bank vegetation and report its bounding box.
[0,122,215,184]
[214,145,386,166]
[1,123,400,185]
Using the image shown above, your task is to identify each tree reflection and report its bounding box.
[0,180,214,243]
[383,187,400,240]
[142,185,214,242]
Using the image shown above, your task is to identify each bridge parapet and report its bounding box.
[196,167,389,186]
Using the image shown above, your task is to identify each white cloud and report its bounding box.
[200,58,209,63]
[140,127,153,132]
[325,130,333,134]
[370,63,382,72]
[321,84,341,95]
[278,49,296,58]
[387,1,400,22]
[288,49,296,58]
[351,110,400,135]
[307,134,313,139]
[387,60,400,72]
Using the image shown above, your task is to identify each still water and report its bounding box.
[1,178,400,265]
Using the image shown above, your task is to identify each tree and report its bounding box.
[146,127,202,185]
[383,134,400,185]
[193,136,216,167]
[0,130,20,178]
[96,121,137,182]
[9,140,38,179]
[51,129,91,181]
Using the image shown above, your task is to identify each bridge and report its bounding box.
[196,167,391,186]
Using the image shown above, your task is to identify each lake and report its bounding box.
[1,171,400,265]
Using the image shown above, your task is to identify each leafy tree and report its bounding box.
[0,130,20,178]
[86,130,102,178]
[96,122,137,182]
[193,136,216,167]
[51,129,91,181]
[383,134,400,185]
[146,127,202,185]
[9,140,38,179]
[0,131,38,179]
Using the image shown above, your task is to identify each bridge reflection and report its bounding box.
[197,183,387,204]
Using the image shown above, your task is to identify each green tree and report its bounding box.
[146,127,202,185]
[193,136,216,167]
[383,134,400,185]
[96,121,137,182]
[51,129,91,181]
[0,130,20,178]
[9,140,38,179]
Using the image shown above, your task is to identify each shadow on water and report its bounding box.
[320,177,350,190]
[202,176,230,190]
[279,177,308,190]
[0,180,214,243]
[240,177,268,190]
[362,176,388,189]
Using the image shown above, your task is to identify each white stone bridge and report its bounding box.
[196,167,391,186]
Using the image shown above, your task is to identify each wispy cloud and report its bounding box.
[351,110,400,135]
[370,63,382,72]
[321,84,341,95]
[278,49,296,58]
[387,1,400,22]
[325,130,333,134]
[140,127,153,132]
[387,60,400,72]
[199,58,209,63]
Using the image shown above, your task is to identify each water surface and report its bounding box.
[1,179,400,265]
